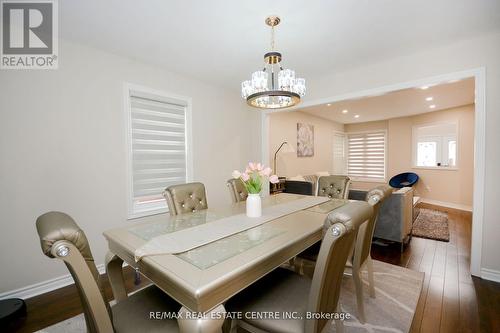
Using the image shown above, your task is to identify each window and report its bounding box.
[413,122,457,168]
[347,131,386,181]
[332,132,347,175]
[125,84,191,219]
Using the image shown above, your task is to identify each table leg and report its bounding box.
[177,304,226,333]
[105,251,127,302]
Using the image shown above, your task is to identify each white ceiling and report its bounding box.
[60,1,500,91]
[299,78,475,124]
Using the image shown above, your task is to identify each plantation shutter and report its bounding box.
[130,92,188,207]
[332,133,347,175]
[347,131,386,180]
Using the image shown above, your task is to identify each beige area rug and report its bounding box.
[38,260,423,333]
[412,208,450,242]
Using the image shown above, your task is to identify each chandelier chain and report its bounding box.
[271,25,275,50]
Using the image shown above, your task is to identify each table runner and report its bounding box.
[134,195,329,261]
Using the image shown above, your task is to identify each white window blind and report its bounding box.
[127,87,189,218]
[347,131,386,180]
[332,132,347,175]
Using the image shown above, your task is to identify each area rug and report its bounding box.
[412,208,450,241]
[37,260,424,333]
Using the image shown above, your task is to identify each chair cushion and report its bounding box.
[226,268,310,333]
[112,285,180,333]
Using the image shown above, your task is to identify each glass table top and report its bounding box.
[306,198,348,214]
[129,210,229,241]
[127,195,346,270]
[177,224,285,269]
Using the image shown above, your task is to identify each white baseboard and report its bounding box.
[0,264,105,300]
[420,198,472,212]
[481,268,500,283]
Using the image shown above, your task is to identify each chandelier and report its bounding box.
[241,16,306,109]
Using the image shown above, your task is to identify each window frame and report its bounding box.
[124,83,193,219]
[346,130,387,183]
[412,121,459,171]
[332,130,348,175]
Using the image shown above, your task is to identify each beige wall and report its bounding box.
[0,40,260,294]
[268,111,344,177]
[346,105,475,208]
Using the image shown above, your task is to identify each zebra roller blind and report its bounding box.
[129,89,188,214]
[347,131,386,180]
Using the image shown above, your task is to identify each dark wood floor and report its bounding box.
[371,203,500,333]
[6,203,500,332]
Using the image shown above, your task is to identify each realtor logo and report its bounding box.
[1,0,58,69]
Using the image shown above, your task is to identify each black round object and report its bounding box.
[0,298,26,326]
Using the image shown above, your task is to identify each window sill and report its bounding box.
[128,207,168,220]
[412,166,459,171]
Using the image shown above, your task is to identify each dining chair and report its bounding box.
[317,175,351,199]
[162,182,208,216]
[35,211,180,333]
[225,201,373,333]
[226,178,248,203]
[346,184,392,323]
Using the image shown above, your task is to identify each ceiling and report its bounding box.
[60,1,500,91]
[299,78,475,124]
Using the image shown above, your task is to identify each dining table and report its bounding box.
[103,193,349,333]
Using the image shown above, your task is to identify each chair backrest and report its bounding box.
[306,201,373,333]
[162,182,208,216]
[317,175,351,199]
[36,212,113,333]
[353,185,393,268]
[226,178,248,203]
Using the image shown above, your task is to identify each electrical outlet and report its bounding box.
[426,185,431,191]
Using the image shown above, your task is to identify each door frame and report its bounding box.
[261,67,486,277]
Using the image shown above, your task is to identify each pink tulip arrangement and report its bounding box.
[232,162,279,194]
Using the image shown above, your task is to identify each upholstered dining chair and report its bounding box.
[317,175,351,199]
[225,201,373,333]
[346,184,392,323]
[163,182,208,216]
[35,211,180,332]
[226,178,248,203]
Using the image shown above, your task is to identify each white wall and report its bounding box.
[305,32,500,275]
[346,105,475,209]
[0,40,260,294]
[268,111,344,177]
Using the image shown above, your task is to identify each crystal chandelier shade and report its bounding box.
[241,16,306,109]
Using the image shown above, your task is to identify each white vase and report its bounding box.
[246,193,262,218]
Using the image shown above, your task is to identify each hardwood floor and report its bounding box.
[6,204,500,332]
[371,204,500,333]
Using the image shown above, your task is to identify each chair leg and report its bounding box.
[352,267,366,323]
[105,251,127,302]
[366,257,376,298]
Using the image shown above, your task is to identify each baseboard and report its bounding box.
[419,198,472,212]
[0,264,105,300]
[481,268,500,283]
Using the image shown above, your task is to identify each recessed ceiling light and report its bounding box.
[327,103,332,106]
[429,104,436,109]
[420,86,429,90]
[354,114,360,118]
[426,97,433,101]
[342,109,348,114]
